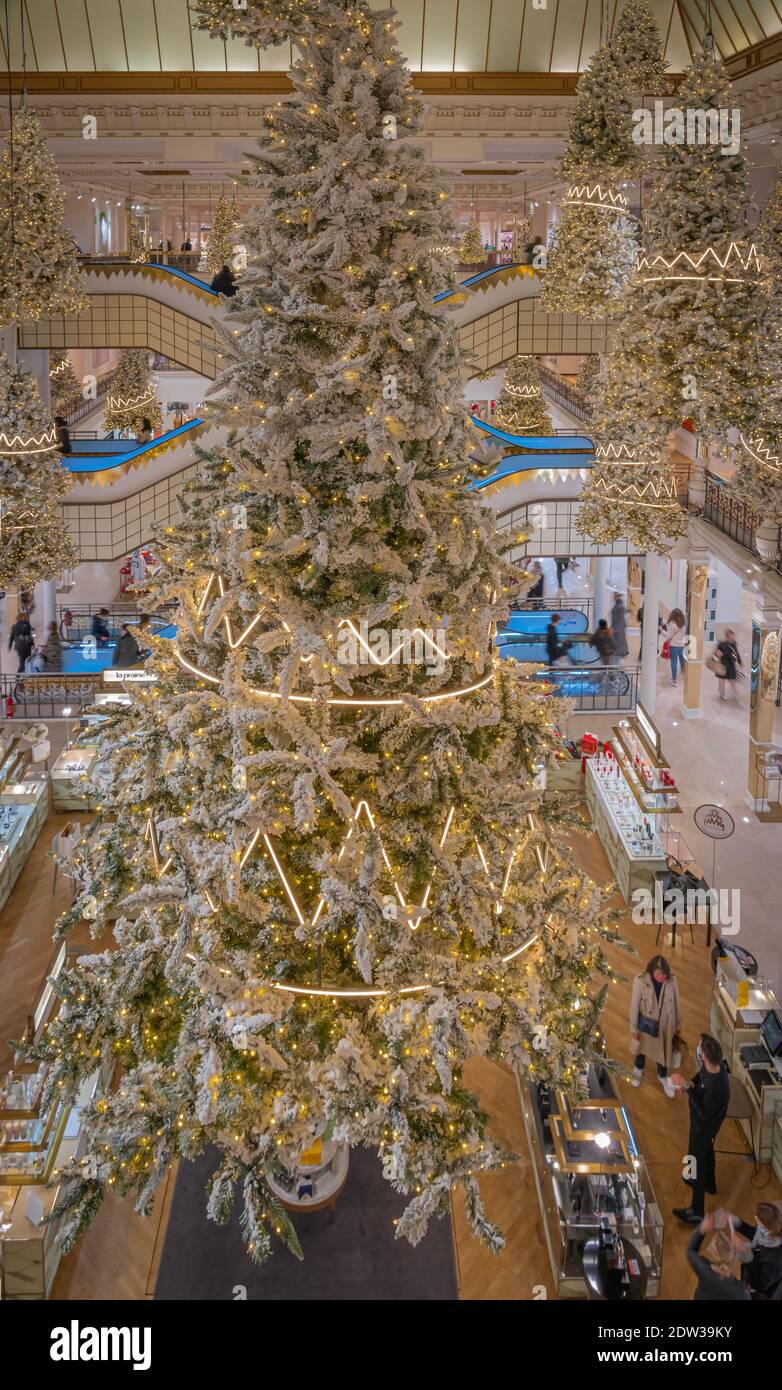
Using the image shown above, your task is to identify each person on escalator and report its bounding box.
[590,619,615,666]
[54,416,72,454]
[91,609,111,648]
[210,264,238,297]
[112,624,142,669]
[546,614,572,665]
[136,418,153,444]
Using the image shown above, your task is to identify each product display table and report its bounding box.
[51,745,99,812]
[266,1141,349,1214]
[585,760,667,903]
[0,780,48,913]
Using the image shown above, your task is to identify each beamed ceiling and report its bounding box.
[1,1,781,79]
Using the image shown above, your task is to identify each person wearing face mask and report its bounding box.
[670,1033,731,1225]
[724,1202,782,1297]
[628,954,682,1098]
[686,1214,751,1301]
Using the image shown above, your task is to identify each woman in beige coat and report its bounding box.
[629,954,682,1099]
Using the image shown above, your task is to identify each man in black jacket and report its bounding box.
[671,1033,731,1224]
[725,1202,782,1296]
[545,613,572,665]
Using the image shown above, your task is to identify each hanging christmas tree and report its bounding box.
[612,0,671,93]
[494,357,553,435]
[0,104,87,323]
[126,212,146,264]
[576,437,686,554]
[623,46,765,453]
[104,349,163,435]
[560,43,642,184]
[204,194,240,278]
[458,222,484,266]
[540,187,639,320]
[0,351,78,590]
[49,351,82,417]
[37,0,622,1266]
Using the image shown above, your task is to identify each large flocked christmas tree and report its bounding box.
[105,349,163,435]
[0,104,87,322]
[0,351,78,590]
[494,357,553,435]
[39,0,621,1264]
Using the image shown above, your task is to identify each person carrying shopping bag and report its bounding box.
[629,954,683,1098]
[665,608,687,686]
[706,628,742,703]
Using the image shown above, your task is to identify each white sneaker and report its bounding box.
[630,1067,644,1087]
[668,678,676,686]
[659,1075,676,1098]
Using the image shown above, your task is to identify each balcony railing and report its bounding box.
[497,498,637,557]
[516,663,640,713]
[536,364,592,425]
[703,473,758,552]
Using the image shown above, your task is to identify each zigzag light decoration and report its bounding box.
[637,242,761,285]
[564,184,629,213]
[593,473,677,508]
[0,425,57,456]
[740,432,782,475]
[595,441,662,470]
[107,384,157,413]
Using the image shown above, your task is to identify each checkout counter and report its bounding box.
[519,1062,663,1298]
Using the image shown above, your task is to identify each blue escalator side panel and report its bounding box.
[495,608,600,667]
[64,419,206,473]
[473,419,594,452]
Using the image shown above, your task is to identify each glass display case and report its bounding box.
[585,758,667,901]
[0,778,48,912]
[611,718,680,817]
[520,1063,664,1298]
[51,743,99,811]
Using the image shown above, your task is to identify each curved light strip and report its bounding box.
[173,644,493,707]
[266,932,540,1000]
[564,184,629,213]
[107,384,157,412]
[638,242,760,284]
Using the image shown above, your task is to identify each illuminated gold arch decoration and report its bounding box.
[740,432,782,476]
[637,242,761,285]
[564,184,629,213]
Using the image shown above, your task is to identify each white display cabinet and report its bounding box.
[0,779,48,912]
[50,745,99,812]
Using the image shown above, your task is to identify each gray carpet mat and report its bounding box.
[154,1145,459,1300]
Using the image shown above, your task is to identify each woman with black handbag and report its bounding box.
[629,954,683,1099]
[708,627,742,703]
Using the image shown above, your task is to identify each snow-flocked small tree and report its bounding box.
[37,0,623,1267]
[105,349,163,436]
[126,213,146,264]
[50,351,82,418]
[204,194,240,278]
[0,351,78,589]
[494,357,553,435]
[0,104,87,323]
[612,0,671,93]
[458,222,484,266]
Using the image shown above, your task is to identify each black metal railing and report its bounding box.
[528,662,640,713]
[515,595,595,622]
[57,603,174,641]
[63,376,112,427]
[703,473,757,552]
[0,673,103,719]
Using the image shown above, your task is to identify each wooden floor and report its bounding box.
[1,798,778,1301]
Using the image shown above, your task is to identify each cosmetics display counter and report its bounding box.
[0,943,109,1300]
[585,707,680,903]
[50,744,99,812]
[519,1062,663,1298]
[0,778,48,913]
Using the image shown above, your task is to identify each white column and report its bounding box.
[639,553,661,714]
[592,556,611,625]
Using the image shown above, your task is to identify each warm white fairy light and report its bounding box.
[107,384,157,412]
[144,816,173,875]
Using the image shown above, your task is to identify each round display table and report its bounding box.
[582,1234,649,1300]
[266,1140,349,1216]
